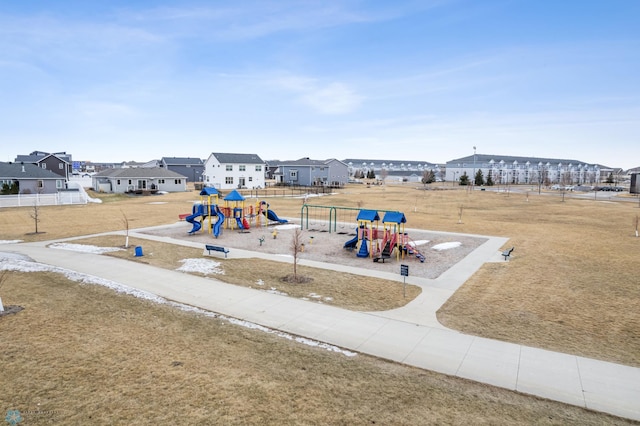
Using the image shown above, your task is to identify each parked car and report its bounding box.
[551,184,562,190]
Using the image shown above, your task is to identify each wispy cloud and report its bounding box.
[117,0,446,41]
[273,74,362,114]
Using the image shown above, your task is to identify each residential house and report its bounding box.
[203,153,265,190]
[160,157,204,183]
[0,161,66,194]
[272,158,349,187]
[15,151,73,181]
[92,167,187,193]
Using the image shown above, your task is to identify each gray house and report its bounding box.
[160,157,204,182]
[274,158,349,187]
[15,151,73,181]
[631,173,640,194]
[0,161,65,194]
[92,167,188,193]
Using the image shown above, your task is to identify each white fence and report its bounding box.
[0,191,88,208]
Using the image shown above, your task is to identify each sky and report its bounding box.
[1,1,638,169]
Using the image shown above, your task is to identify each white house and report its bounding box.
[92,167,187,193]
[203,152,265,190]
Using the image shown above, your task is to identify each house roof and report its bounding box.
[15,152,71,164]
[210,153,264,164]
[162,157,204,166]
[93,167,187,179]
[275,157,329,167]
[0,162,63,179]
[447,154,604,168]
[343,158,437,168]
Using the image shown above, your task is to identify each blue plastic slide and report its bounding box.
[186,203,207,234]
[186,214,202,234]
[266,209,288,224]
[344,234,358,249]
[213,210,225,238]
[235,217,244,229]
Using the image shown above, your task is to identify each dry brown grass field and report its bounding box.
[1,183,639,424]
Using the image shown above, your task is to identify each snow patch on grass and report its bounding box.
[177,258,225,275]
[49,243,124,254]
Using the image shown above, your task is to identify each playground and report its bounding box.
[146,201,488,280]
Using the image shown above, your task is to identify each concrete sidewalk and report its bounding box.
[5,235,640,422]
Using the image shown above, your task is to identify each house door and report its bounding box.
[239,178,245,188]
[137,180,147,190]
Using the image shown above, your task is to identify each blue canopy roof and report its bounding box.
[224,189,245,201]
[356,209,380,222]
[199,187,220,196]
[382,211,406,224]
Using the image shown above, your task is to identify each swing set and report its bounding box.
[299,204,398,234]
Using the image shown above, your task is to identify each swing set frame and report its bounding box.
[300,204,399,233]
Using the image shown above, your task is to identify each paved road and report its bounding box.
[5,226,640,422]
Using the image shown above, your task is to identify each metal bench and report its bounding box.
[205,244,230,258]
[502,247,514,261]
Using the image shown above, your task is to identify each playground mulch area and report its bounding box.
[140,219,488,280]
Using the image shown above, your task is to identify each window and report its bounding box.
[56,180,63,189]
[116,179,121,185]
[248,177,253,182]
[37,180,44,188]
[175,179,182,184]
[255,165,262,172]
[225,177,234,185]
[128,180,132,185]
[59,163,64,169]
[290,170,298,179]
[158,179,165,184]
[41,164,47,170]
[239,165,246,172]
[226,165,233,171]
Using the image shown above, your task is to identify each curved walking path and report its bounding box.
[5,226,640,422]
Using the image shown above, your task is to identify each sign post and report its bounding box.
[400,264,409,298]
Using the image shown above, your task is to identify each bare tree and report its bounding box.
[290,228,304,281]
[379,168,388,183]
[121,210,131,248]
[30,200,41,234]
[458,205,464,224]
[634,215,639,238]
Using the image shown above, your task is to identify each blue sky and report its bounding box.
[1,1,638,168]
